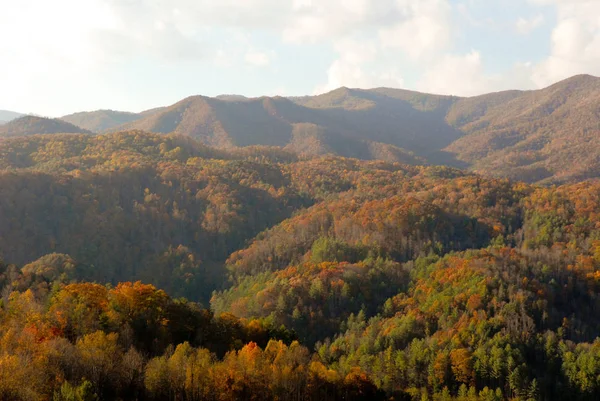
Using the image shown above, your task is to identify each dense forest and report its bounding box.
[3,131,600,400]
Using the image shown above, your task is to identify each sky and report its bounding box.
[1,0,599,116]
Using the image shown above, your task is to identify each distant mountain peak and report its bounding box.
[61,109,142,133]
[0,115,92,137]
[548,73,600,91]
[563,73,598,81]
[0,110,25,123]
[216,94,249,101]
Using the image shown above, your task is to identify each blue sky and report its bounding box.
[1,0,599,116]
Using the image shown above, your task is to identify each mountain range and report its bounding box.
[2,74,599,184]
[3,78,600,399]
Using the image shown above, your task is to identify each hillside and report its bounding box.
[3,76,598,183]
[447,74,600,183]
[3,132,600,399]
[0,115,93,137]
[5,131,600,399]
[109,75,600,183]
[114,90,458,165]
[61,109,143,132]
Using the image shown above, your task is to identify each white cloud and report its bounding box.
[0,0,123,115]
[333,38,378,65]
[379,0,453,60]
[418,0,600,96]
[315,60,364,93]
[531,0,600,87]
[315,59,405,94]
[214,49,235,68]
[0,0,283,114]
[419,51,491,96]
[418,51,538,96]
[312,0,451,92]
[2,0,600,116]
[245,50,272,67]
[0,0,114,65]
[313,37,404,94]
[282,0,396,43]
[516,14,545,35]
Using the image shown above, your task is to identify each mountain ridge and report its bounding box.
[110,85,465,165]
[5,74,600,183]
[60,74,587,183]
[61,109,142,132]
[0,115,93,137]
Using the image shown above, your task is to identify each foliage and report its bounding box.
[3,131,600,399]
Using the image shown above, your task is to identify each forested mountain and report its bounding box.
[100,74,600,184]
[0,115,92,137]
[0,132,309,301]
[112,89,455,165]
[61,109,143,132]
[3,131,600,399]
[447,74,600,183]
[5,75,600,183]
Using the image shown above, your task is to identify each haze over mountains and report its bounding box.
[2,74,599,184]
[0,110,24,124]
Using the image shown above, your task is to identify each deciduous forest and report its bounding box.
[2,131,600,400]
